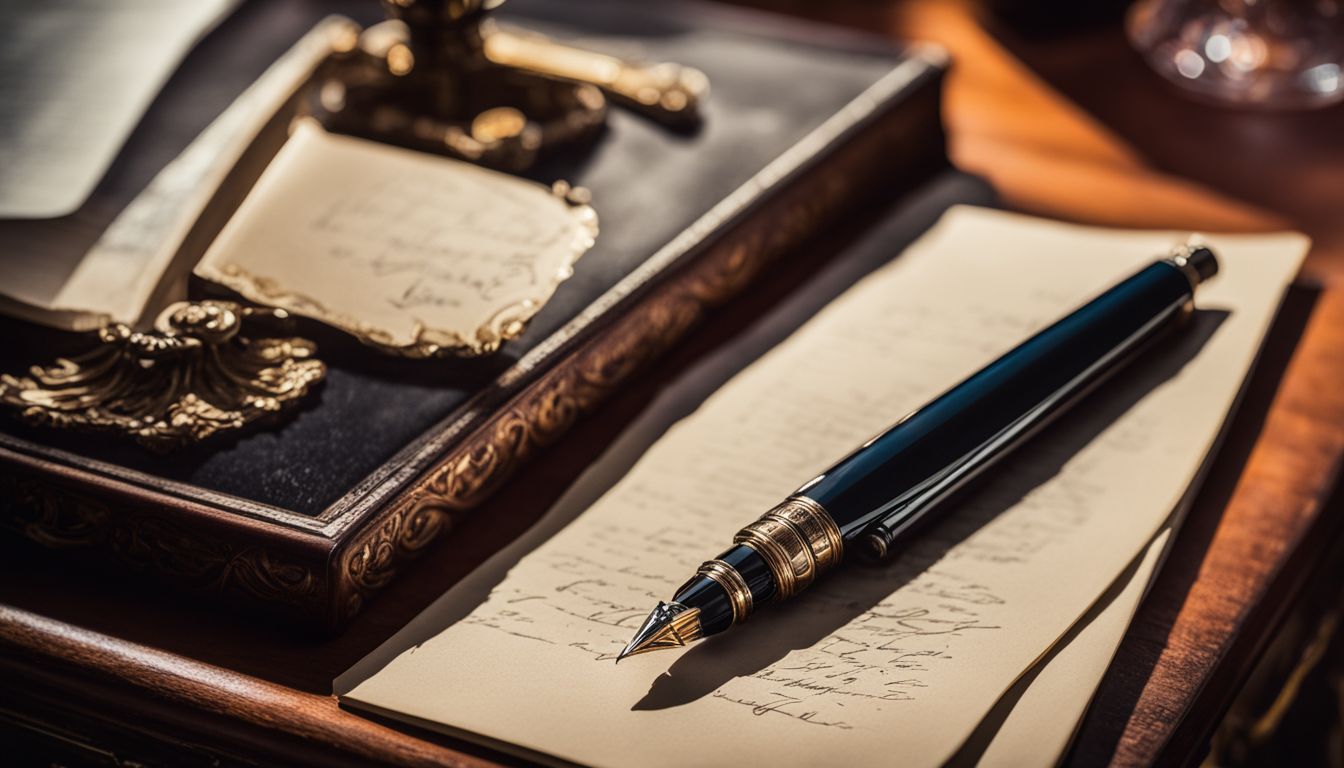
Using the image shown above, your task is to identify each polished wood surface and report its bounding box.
[4,1,1344,765]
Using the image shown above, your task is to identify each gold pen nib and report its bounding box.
[616,601,703,662]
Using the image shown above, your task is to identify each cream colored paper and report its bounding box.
[0,0,236,218]
[195,121,598,356]
[344,208,1305,767]
[968,526,1171,767]
[0,17,338,331]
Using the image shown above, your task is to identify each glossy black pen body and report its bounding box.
[618,245,1219,661]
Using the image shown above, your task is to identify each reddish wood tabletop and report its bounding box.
[3,1,1344,766]
[851,2,1344,764]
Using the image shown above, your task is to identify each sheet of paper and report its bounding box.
[195,122,598,357]
[344,207,1305,767]
[0,15,343,331]
[972,368,1231,767]
[0,0,236,219]
[967,526,1171,767]
[972,408,1225,768]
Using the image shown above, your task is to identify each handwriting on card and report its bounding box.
[196,122,597,356]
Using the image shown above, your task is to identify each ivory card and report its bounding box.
[195,121,598,357]
[343,208,1305,767]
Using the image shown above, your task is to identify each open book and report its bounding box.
[339,207,1307,766]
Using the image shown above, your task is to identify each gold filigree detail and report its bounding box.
[0,301,326,450]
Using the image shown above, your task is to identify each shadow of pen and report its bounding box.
[632,309,1227,712]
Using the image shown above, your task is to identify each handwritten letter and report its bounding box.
[344,209,1305,766]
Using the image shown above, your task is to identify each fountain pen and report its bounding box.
[619,244,1219,661]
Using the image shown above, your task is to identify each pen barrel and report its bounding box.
[797,248,1216,559]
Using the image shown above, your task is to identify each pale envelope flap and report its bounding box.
[195,121,598,357]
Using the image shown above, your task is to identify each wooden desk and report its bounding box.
[4,2,1344,765]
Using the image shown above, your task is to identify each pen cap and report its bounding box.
[1186,246,1219,284]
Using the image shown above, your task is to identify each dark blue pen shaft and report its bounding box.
[801,251,1215,557]
[633,247,1218,652]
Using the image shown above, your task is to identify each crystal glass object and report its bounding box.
[1128,0,1344,109]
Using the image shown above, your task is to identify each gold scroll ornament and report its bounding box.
[0,301,325,450]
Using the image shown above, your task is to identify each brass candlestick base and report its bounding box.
[0,302,325,451]
[308,0,707,170]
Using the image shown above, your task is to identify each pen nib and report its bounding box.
[616,601,703,662]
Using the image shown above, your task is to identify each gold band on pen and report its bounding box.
[734,496,843,600]
[694,559,753,624]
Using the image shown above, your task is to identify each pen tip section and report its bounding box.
[616,601,703,663]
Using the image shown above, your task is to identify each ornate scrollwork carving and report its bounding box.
[0,472,322,611]
[344,499,451,616]
[0,473,109,549]
[0,301,326,450]
[226,549,321,606]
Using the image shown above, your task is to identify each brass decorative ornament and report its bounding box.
[481,22,709,129]
[307,0,708,171]
[0,301,325,450]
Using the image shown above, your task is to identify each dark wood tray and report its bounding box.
[0,0,949,630]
